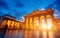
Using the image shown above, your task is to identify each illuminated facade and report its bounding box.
[55,18,60,30]
[24,9,54,30]
[1,9,60,30]
[0,14,23,29]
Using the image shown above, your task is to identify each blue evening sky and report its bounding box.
[0,0,60,21]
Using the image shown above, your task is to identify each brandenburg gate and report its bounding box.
[24,9,54,30]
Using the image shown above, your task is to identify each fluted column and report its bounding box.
[34,17,37,30]
[25,18,26,29]
[33,17,35,30]
[38,16,40,29]
[39,16,43,30]
[45,15,49,38]
[28,18,30,30]
[44,16,47,27]
[36,17,39,29]
[29,17,33,30]
[32,17,34,29]
[51,14,54,29]
[26,18,29,30]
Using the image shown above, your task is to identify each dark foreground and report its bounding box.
[0,30,60,38]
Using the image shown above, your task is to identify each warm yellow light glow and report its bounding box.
[7,20,11,28]
[41,18,52,29]
[59,23,60,24]
[14,22,17,29]
[34,17,36,30]
[7,20,11,26]
[17,22,20,29]
[30,18,33,29]
[42,19,47,29]
[11,21,14,29]
[47,18,52,29]
[26,18,28,29]
[42,25,52,29]
[2,19,7,28]
[48,25,52,29]
[42,25,47,29]
[36,20,39,26]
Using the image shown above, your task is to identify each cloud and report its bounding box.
[45,4,54,9]
[16,3,24,7]
[45,0,60,9]
[40,8,45,10]
[13,0,24,7]
[44,0,60,18]
[0,0,8,9]
[54,9,60,18]
[54,13,58,17]
[0,0,60,21]
[12,11,27,21]
[0,11,4,16]
[19,16,25,22]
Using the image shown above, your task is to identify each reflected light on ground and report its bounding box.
[43,30,47,38]
[49,30,53,38]
[36,30,39,38]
